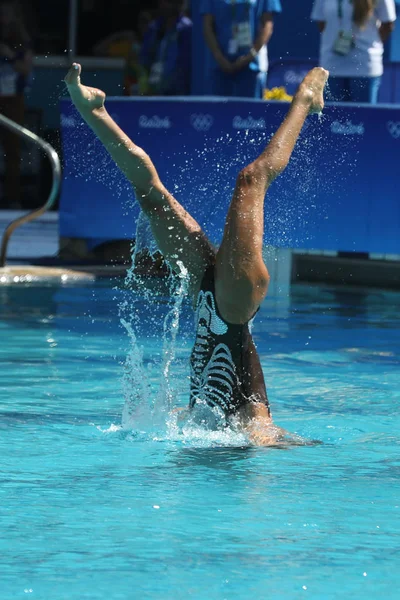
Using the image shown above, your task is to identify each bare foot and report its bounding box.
[235,402,287,446]
[64,63,106,113]
[244,418,288,446]
[296,67,329,114]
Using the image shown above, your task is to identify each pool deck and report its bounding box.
[0,210,130,283]
[1,210,58,260]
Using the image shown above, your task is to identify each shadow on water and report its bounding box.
[293,283,400,322]
[0,277,172,329]
[166,435,320,472]
[327,287,369,319]
[0,411,121,427]
[167,445,258,476]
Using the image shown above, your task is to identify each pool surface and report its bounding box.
[1,279,400,599]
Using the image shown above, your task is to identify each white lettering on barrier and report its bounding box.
[284,70,308,85]
[387,121,400,139]
[190,114,214,132]
[330,120,365,135]
[232,116,266,130]
[138,115,172,129]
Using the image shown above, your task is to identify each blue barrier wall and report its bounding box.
[60,97,400,254]
[389,2,400,61]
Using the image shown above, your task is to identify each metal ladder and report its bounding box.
[0,113,61,267]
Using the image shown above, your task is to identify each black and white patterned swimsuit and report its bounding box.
[189,265,270,418]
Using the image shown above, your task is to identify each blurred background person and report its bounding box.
[0,0,32,208]
[92,29,137,59]
[123,10,153,96]
[92,10,153,96]
[311,0,396,104]
[201,0,282,98]
[139,0,192,96]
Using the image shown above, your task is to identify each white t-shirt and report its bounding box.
[311,0,397,77]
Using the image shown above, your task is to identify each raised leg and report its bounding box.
[65,64,215,297]
[215,67,329,324]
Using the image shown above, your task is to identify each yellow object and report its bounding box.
[264,87,293,102]
[108,40,133,59]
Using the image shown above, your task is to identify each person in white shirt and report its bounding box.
[311,0,396,103]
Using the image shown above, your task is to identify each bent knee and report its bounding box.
[251,265,270,299]
[218,264,270,307]
[219,259,270,291]
[216,272,270,323]
[237,259,270,287]
[236,164,274,189]
[237,165,262,187]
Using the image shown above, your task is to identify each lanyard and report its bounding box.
[158,33,173,63]
[338,0,353,21]
[151,20,177,65]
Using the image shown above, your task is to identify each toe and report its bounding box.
[64,63,81,85]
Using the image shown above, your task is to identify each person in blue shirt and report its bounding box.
[201,0,282,98]
[140,0,192,95]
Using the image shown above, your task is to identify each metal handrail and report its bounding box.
[0,113,61,267]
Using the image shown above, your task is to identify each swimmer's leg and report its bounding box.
[214,67,329,324]
[65,64,214,298]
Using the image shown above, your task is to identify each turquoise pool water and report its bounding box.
[1,279,400,599]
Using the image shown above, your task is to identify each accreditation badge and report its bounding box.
[228,24,239,55]
[148,61,164,86]
[236,21,252,48]
[333,31,354,56]
[228,38,238,55]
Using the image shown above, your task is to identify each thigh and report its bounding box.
[214,177,269,324]
[139,186,216,298]
[349,76,381,104]
[127,150,216,298]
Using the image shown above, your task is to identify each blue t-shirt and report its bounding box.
[140,16,192,95]
[200,0,282,72]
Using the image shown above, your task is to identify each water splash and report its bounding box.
[120,210,160,429]
[166,412,249,448]
[120,210,190,430]
[125,209,160,288]
[120,317,152,429]
[158,260,189,413]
